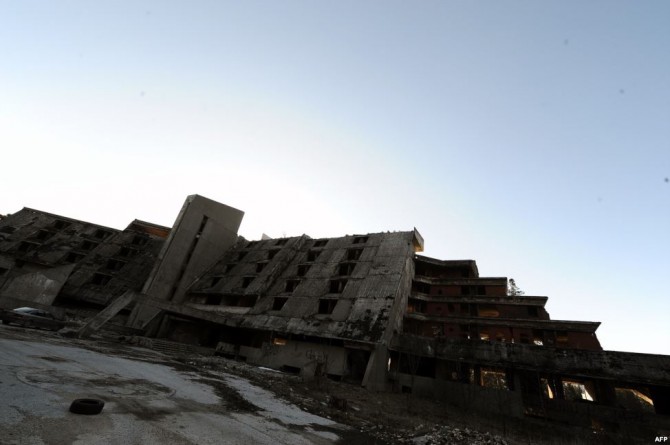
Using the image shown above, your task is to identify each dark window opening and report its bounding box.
[477,286,486,295]
[297,264,311,276]
[268,249,280,260]
[460,269,470,278]
[94,229,112,240]
[275,238,288,246]
[313,239,328,247]
[118,246,139,258]
[307,250,320,261]
[338,262,356,276]
[205,295,222,305]
[131,235,148,246]
[225,264,236,272]
[447,303,455,312]
[64,252,85,263]
[285,280,300,292]
[319,299,337,314]
[80,240,99,251]
[105,259,126,271]
[346,248,363,261]
[273,297,288,311]
[353,236,368,244]
[281,365,301,375]
[329,279,347,293]
[527,306,539,317]
[412,280,430,294]
[461,286,470,296]
[0,226,17,234]
[242,276,254,288]
[238,251,247,261]
[197,216,209,235]
[220,294,257,307]
[18,241,40,253]
[211,276,222,287]
[91,273,112,286]
[34,230,55,241]
[53,220,71,230]
[256,262,267,273]
[0,267,8,275]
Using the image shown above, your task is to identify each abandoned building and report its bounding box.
[1,194,669,439]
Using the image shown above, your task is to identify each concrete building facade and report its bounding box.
[0,195,668,441]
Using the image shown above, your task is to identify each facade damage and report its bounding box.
[1,195,669,439]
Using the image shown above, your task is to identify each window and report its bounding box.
[241,276,254,288]
[17,241,40,253]
[527,306,539,317]
[477,286,486,295]
[285,280,300,292]
[318,299,337,314]
[338,262,356,276]
[118,247,139,258]
[105,259,126,271]
[297,264,311,276]
[80,240,99,251]
[64,252,85,263]
[275,238,288,246]
[205,295,222,305]
[256,262,267,273]
[0,267,8,275]
[211,276,222,287]
[0,226,17,234]
[91,273,112,286]
[460,286,470,296]
[268,249,280,260]
[225,264,236,272]
[238,251,247,261]
[94,229,112,240]
[346,248,363,261]
[313,239,328,247]
[34,230,54,241]
[478,305,499,317]
[53,220,71,230]
[353,236,368,244]
[131,235,148,246]
[273,297,288,311]
[329,279,347,293]
[307,250,320,261]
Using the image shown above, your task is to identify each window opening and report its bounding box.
[285,280,300,292]
[273,297,288,311]
[329,279,347,293]
[297,264,311,276]
[318,299,337,314]
[91,273,112,286]
[346,248,363,261]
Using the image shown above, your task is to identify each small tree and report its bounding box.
[507,278,525,296]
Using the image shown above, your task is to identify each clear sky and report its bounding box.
[1,1,668,354]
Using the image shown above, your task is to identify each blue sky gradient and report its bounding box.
[1,1,668,353]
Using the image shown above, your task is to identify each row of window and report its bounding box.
[407,299,540,318]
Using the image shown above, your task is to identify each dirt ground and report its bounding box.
[2,323,517,444]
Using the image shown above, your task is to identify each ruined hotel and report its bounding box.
[1,195,669,438]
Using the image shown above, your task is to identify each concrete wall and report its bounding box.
[128,195,243,328]
[0,264,75,305]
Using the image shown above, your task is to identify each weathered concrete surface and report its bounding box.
[0,264,75,305]
[77,290,137,338]
[0,328,350,445]
[128,195,244,329]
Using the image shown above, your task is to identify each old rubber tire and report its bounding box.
[69,399,105,415]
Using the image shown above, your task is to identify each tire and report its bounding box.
[69,399,105,415]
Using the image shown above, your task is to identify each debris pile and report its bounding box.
[408,425,509,445]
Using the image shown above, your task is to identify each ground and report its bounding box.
[0,323,512,445]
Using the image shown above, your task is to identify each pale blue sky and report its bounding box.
[1,1,668,354]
